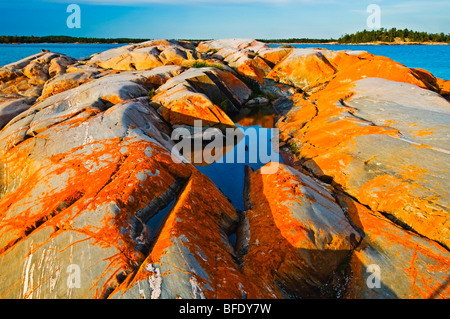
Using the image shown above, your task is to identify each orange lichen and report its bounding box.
[116,169,271,299]
[410,129,435,137]
[340,195,450,299]
[354,171,447,245]
[437,78,450,97]
[0,126,194,298]
[156,91,235,128]
[273,49,449,250]
[237,58,272,84]
[237,165,359,298]
[260,48,293,65]
[323,52,428,92]
[267,51,337,90]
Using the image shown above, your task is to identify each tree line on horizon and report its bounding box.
[338,28,450,43]
[0,35,148,44]
[0,29,449,44]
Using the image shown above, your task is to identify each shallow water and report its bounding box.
[196,105,283,211]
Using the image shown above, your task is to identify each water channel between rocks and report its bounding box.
[145,104,284,245]
[196,104,283,212]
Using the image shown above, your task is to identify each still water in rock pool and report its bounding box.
[144,106,282,242]
[197,106,283,211]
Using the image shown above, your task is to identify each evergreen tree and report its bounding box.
[337,28,448,44]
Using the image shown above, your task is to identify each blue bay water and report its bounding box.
[197,125,282,211]
[270,43,450,81]
[0,43,124,66]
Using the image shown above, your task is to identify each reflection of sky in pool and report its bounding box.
[145,123,281,240]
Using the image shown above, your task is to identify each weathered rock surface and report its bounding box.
[0,39,449,299]
[40,68,101,99]
[267,48,337,91]
[0,52,76,95]
[277,77,450,249]
[0,51,79,129]
[88,39,200,71]
[339,195,450,299]
[151,67,251,128]
[109,170,268,299]
[0,65,190,298]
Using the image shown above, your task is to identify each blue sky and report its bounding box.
[0,0,449,39]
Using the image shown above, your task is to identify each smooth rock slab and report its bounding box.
[278,76,450,249]
[0,98,193,298]
[0,62,192,299]
[88,40,200,71]
[109,171,270,299]
[152,67,251,128]
[338,195,450,299]
[239,163,360,298]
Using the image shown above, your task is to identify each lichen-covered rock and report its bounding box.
[198,39,288,87]
[1,39,449,300]
[0,51,77,97]
[151,67,251,128]
[0,66,189,298]
[267,48,337,91]
[0,52,82,130]
[0,98,193,298]
[323,51,434,92]
[0,66,182,149]
[109,170,270,299]
[239,163,360,298]
[40,69,100,99]
[88,40,200,71]
[197,39,268,62]
[278,77,450,248]
[338,195,450,299]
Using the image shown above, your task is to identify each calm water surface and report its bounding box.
[0,43,124,66]
[1,43,448,80]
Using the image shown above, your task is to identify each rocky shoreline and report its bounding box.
[269,41,450,46]
[0,39,449,299]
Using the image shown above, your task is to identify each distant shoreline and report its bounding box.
[3,41,449,46]
[2,28,449,46]
[2,42,129,45]
[268,41,450,46]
